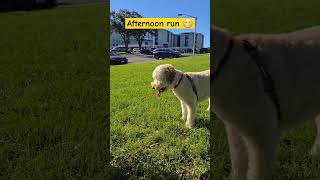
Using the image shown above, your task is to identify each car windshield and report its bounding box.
[110,51,117,56]
[168,49,174,52]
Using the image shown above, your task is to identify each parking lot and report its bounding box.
[121,53,195,64]
[123,54,155,64]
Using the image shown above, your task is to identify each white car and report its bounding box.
[132,48,140,53]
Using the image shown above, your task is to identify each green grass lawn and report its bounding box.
[110,55,210,179]
[212,0,320,179]
[0,4,109,179]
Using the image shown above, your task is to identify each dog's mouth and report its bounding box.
[157,87,167,97]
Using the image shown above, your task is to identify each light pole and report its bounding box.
[178,13,197,56]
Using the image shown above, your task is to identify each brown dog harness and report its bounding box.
[174,73,199,100]
[174,73,184,89]
[185,74,199,100]
[242,39,281,120]
[213,39,234,79]
[213,38,281,120]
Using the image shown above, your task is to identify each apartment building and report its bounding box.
[179,32,204,50]
[110,29,204,50]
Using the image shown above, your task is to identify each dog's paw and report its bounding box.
[185,122,194,129]
[310,146,320,155]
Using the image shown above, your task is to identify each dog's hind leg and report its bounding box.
[226,124,248,180]
[186,102,197,128]
[310,115,320,155]
[206,98,210,111]
[180,101,188,121]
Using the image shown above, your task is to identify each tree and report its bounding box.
[132,29,157,50]
[110,9,141,52]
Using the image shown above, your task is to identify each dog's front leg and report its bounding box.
[311,115,320,155]
[245,131,278,180]
[186,102,197,128]
[180,101,188,121]
[226,124,248,180]
[206,98,210,111]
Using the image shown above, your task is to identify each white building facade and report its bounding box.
[110,32,153,48]
[153,29,180,48]
[179,32,204,50]
[110,30,204,51]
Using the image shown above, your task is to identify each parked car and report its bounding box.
[111,46,131,53]
[199,48,210,54]
[110,49,117,55]
[110,51,128,65]
[153,48,181,59]
[140,48,153,55]
[132,48,140,53]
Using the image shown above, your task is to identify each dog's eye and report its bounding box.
[159,87,166,92]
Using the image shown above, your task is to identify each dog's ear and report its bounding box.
[165,65,176,83]
[165,66,172,72]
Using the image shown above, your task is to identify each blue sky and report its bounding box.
[110,0,210,47]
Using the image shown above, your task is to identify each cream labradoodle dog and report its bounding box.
[151,64,210,128]
[212,26,320,180]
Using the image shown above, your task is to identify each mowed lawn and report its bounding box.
[212,0,320,179]
[0,4,108,179]
[110,55,210,179]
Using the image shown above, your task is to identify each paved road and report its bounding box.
[122,53,194,64]
[123,54,155,64]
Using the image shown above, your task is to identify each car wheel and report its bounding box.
[154,55,159,59]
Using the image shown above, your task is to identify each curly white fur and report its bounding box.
[151,64,210,128]
[212,26,320,180]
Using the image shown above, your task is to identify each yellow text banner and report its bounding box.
[125,18,195,29]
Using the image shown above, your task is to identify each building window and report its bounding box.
[185,36,189,47]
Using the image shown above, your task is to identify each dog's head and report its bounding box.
[151,64,177,97]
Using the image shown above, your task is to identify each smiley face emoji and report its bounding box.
[184,19,192,28]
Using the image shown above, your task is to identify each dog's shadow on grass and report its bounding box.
[111,167,130,180]
[111,166,183,179]
[195,117,210,129]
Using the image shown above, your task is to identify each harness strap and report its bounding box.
[242,39,281,120]
[185,74,199,100]
[173,73,184,89]
[213,39,234,79]
[211,38,234,119]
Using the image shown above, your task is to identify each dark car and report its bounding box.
[199,48,210,54]
[111,46,131,53]
[140,48,153,55]
[110,51,128,65]
[153,48,181,59]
